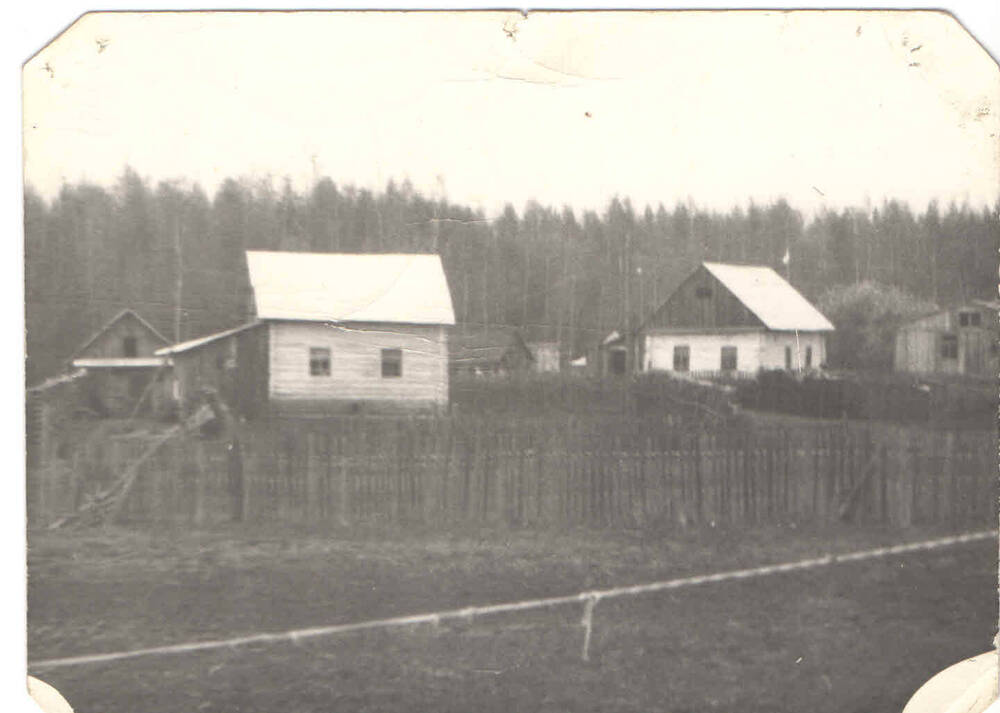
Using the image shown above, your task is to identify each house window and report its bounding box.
[695,286,712,299]
[958,311,981,327]
[673,345,690,372]
[309,347,331,376]
[784,345,792,369]
[123,336,137,357]
[805,345,813,368]
[720,346,738,371]
[940,334,958,360]
[381,348,402,378]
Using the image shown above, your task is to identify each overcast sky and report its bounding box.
[22,10,1000,217]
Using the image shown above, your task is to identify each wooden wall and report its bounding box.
[644,266,763,330]
[172,324,268,417]
[232,325,270,419]
[269,321,448,413]
[895,306,998,377]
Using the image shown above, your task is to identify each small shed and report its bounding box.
[634,262,834,377]
[894,300,998,377]
[527,342,561,372]
[158,251,455,417]
[598,330,628,376]
[521,324,572,373]
[449,326,534,376]
[69,309,173,417]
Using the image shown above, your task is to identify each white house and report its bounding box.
[635,262,834,377]
[156,251,455,417]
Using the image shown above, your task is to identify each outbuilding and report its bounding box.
[449,326,534,376]
[894,300,998,377]
[69,309,173,416]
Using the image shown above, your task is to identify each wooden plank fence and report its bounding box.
[28,416,997,531]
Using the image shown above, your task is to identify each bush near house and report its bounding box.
[735,369,995,426]
[817,282,938,371]
[450,371,736,422]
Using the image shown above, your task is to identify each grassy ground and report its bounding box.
[28,522,997,713]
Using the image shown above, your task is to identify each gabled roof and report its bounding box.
[70,309,170,359]
[246,251,455,326]
[155,322,262,356]
[702,262,835,332]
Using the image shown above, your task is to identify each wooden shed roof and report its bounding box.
[450,326,533,368]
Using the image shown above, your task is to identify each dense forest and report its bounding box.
[24,168,999,383]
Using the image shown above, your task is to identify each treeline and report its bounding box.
[24,168,998,383]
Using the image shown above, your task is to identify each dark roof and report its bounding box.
[450,326,533,368]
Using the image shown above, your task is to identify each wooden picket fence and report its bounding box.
[28,415,997,531]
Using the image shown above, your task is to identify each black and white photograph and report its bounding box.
[18,8,1000,712]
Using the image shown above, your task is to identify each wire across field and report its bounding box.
[29,529,997,671]
[27,524,999,713]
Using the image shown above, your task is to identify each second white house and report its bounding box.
[633,262,834,377]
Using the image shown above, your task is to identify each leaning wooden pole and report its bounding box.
[48,403,214,530]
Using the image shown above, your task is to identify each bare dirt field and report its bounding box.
[28,523,996,713]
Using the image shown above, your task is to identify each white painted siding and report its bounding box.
[643,330,827,374]
[758,331,827,370]
[269,322,448,405]
[644,331,764,374]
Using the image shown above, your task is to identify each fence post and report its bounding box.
[338,428,349,527]
[442,419,452,524]
[878,440,888,524]
[940,430,954,527]
[481,425,491,522]
[193,443,206,526]
[911,436,923,525]
[306,431,319,523]
[535,426,544,526]
[461,420,472,522]
[693,430,703,526]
